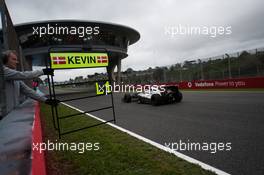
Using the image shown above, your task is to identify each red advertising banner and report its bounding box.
[164,77,264,89]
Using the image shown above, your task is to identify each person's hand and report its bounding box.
[43,68,54,76]
[45,99,60,106]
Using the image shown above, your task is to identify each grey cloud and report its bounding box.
[5,0,264,77]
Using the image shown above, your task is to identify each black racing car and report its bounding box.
[123,85,183,106]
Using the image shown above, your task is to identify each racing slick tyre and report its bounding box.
[151,94,161,106]
[137,96,145,104]
[123,93,132,103]
[137,97,142,104]
[167,93,176,103]
[175,92,183,102]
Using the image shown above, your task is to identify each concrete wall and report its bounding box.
[0,99,36,175]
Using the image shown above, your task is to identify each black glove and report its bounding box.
[43,68,54,76]
[45,99,60,106]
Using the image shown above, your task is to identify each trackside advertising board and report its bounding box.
[50,52,108,69]
[160,77,264,89]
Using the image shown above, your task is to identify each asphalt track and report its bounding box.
[55,90,264,175]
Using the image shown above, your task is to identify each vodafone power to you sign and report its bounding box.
[179,77,264,89]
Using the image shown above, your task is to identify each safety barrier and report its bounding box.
[165,76,264,89]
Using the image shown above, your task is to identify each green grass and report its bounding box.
[40,103,216,175]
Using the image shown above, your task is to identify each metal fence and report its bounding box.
[121,47,264,83]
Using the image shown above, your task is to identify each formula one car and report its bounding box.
[122,85,183,105]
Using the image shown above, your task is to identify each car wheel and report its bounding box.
[137,97,142,104]
[123,93,132,103]
[167,93,176,103]
[151,94,161,106]
[175,92,183,102]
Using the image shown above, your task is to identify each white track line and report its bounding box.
[61,102,230,175]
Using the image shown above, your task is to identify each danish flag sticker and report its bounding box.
[52,56,66,65]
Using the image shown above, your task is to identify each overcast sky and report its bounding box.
[5,0,264,81]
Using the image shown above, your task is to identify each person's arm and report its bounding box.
[19,81,47,102]
[4,66,44,80]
